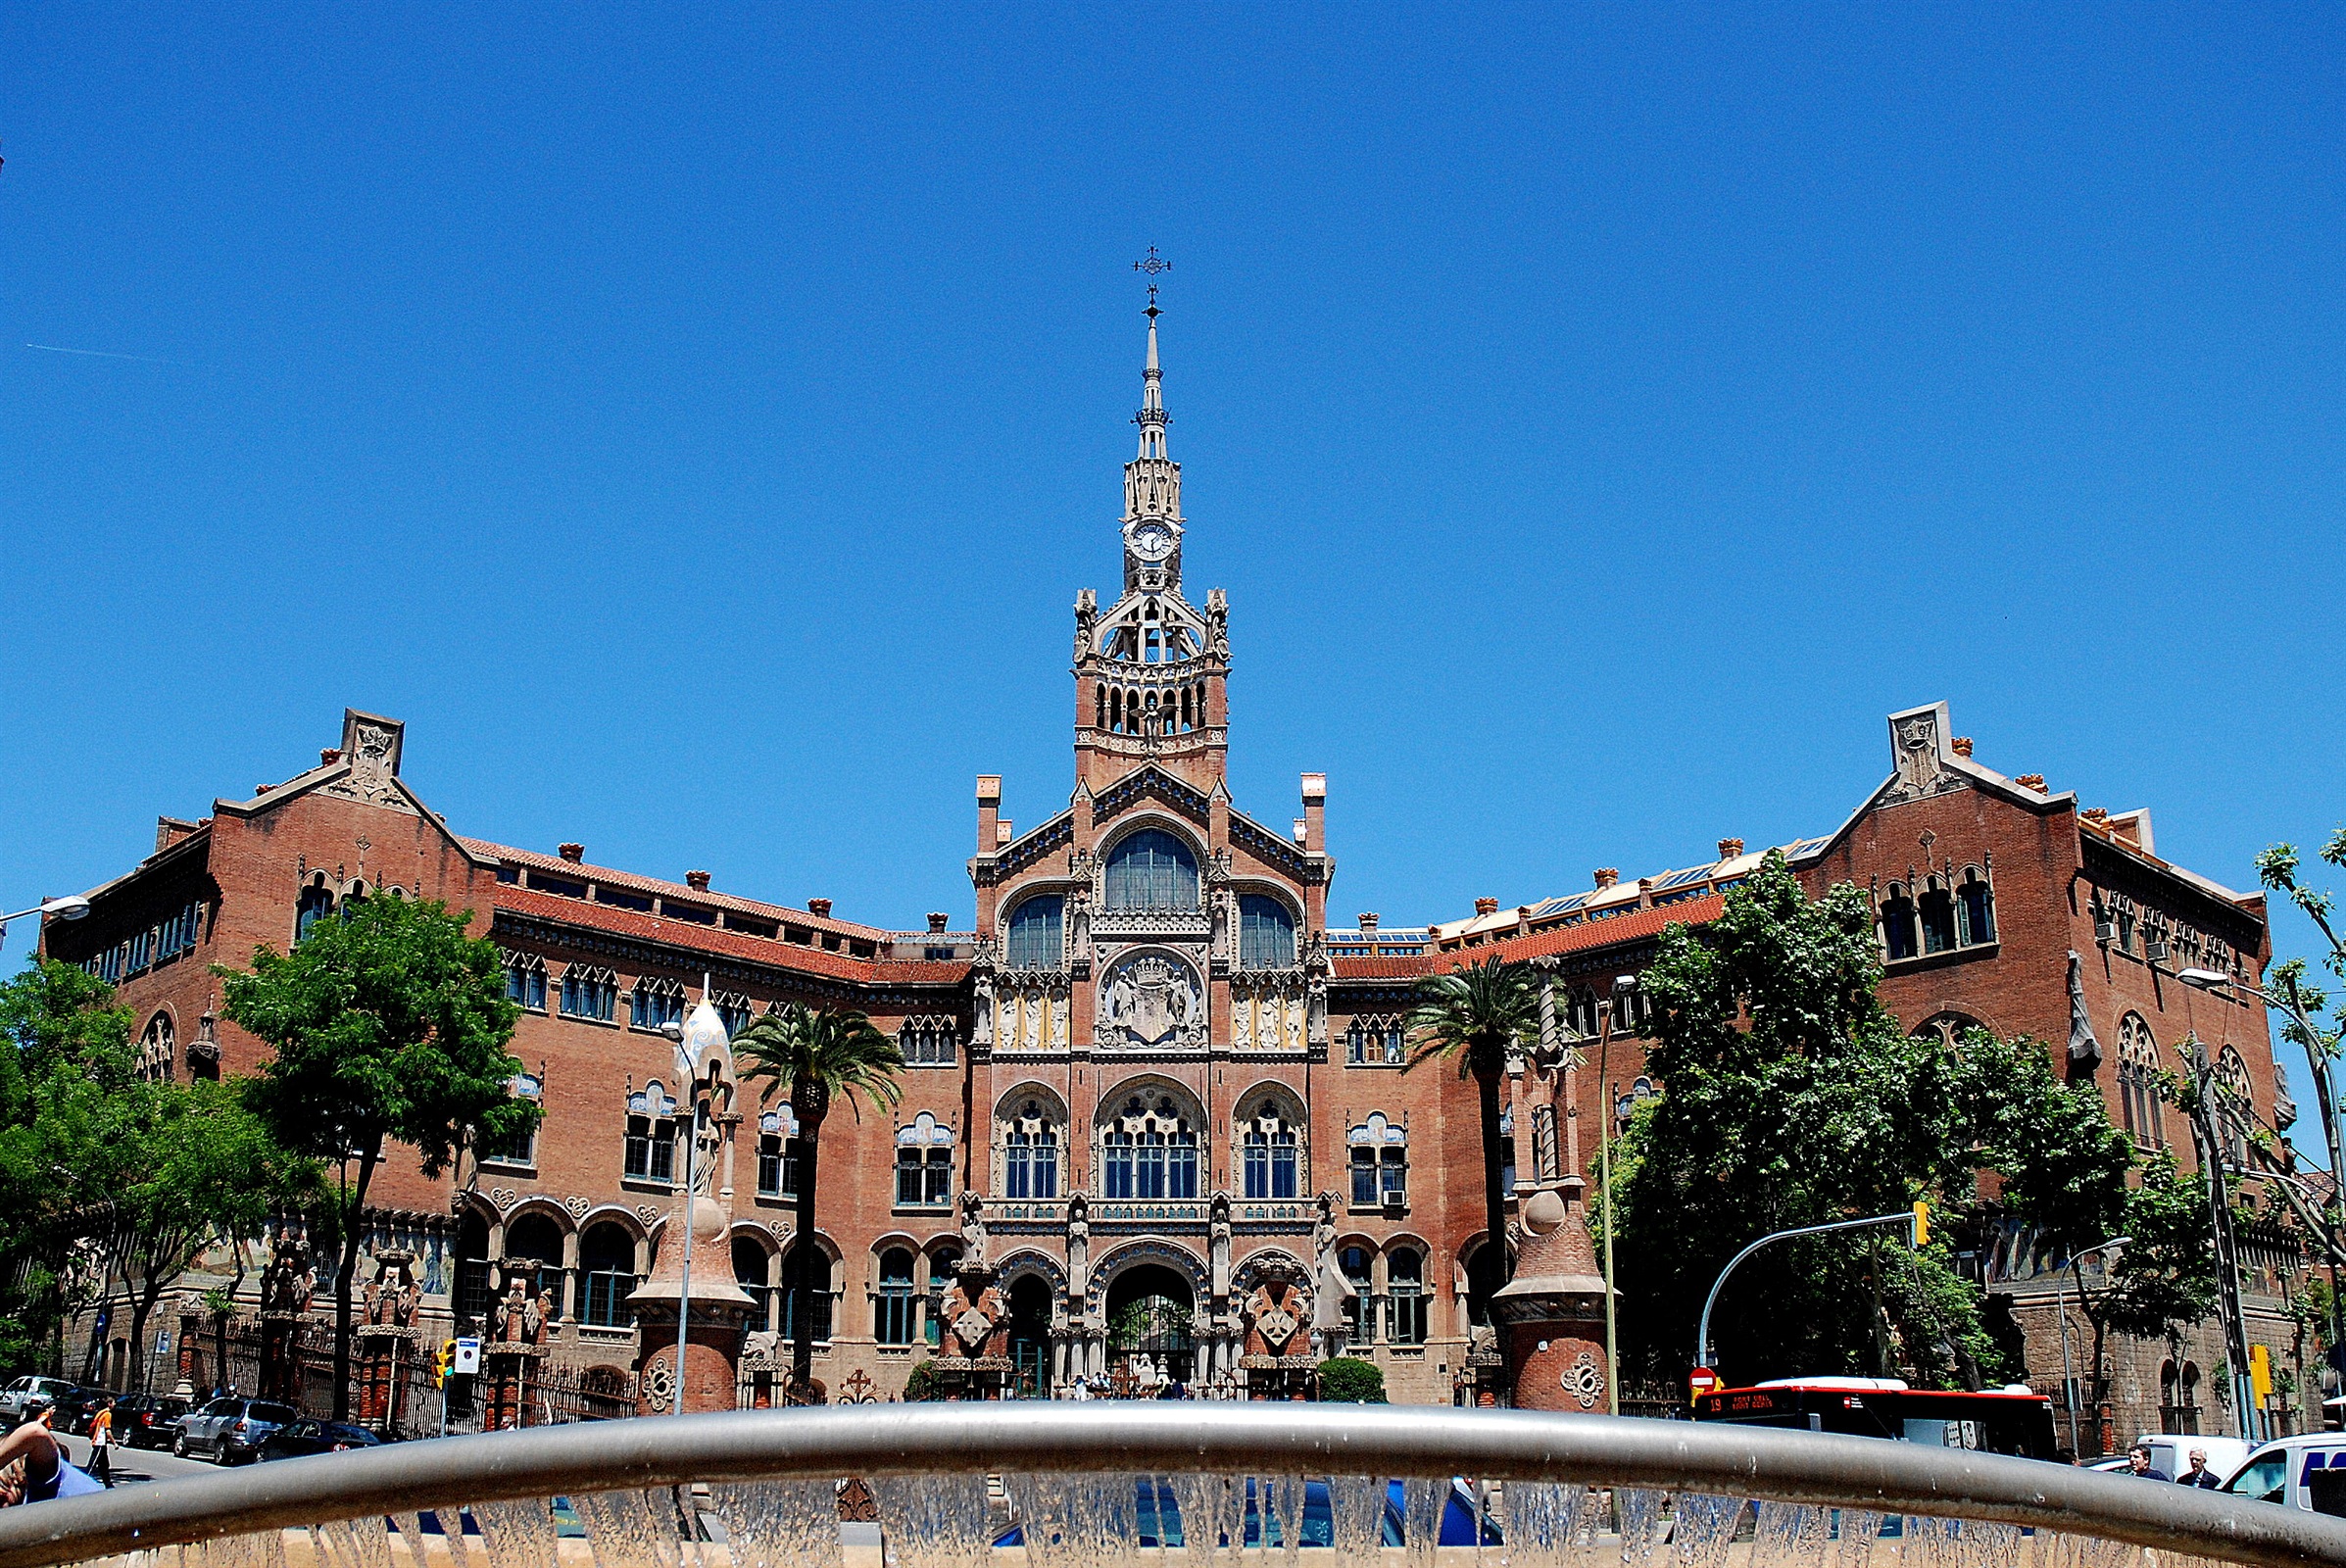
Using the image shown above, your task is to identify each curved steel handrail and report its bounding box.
[2,1404,2340,1568]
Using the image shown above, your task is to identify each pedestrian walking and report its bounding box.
[85,1398,114,1488]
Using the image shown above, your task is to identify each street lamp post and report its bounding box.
[2179,968,2346,1347]
[0,896,93,951]
[2055,1236,2131,1459]
[659,1020,699,1419]
[1593,974,1637,1419]
[1696,1209,1923,1376]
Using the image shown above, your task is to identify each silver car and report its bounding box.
[173,1396,299,1464]
[0,1377,80,1429]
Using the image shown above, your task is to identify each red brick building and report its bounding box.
[43,313,2298,1435]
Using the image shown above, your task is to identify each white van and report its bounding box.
[2221,1435,2346,1511]
[2137,1434,2251,1486]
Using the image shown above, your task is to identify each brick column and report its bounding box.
[1491,1181,1613,1413]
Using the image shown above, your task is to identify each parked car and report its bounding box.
[0,1377,82,1430]
[48,1387,115,1437]
[114,1394,192,1449]
[173,1397,301,1464]
[257,1419,388,1461]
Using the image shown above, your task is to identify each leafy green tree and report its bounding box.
[96,1079,317,1392]
[1314,1355,1387,1403]
[732,1003,904,1402]
[2081,1151,2221,1429]
[1613,852,2153,1392]
[1403,956,1539,1287]
[219,894,530,1419]
[0,960,133,1370]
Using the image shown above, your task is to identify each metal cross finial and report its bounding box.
[1134,246,1171,312]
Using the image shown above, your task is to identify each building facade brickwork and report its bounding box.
[42,312,2303,1441]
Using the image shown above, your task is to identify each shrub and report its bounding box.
[1316,1357,1386,1403]
[903,1359,942,1402]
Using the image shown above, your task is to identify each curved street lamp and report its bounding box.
[0,895,92,953]
[2055,1234,2130,1458]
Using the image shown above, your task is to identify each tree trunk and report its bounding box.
[331,1143,381,1422]
[1475,1058,1510,1285]
[789,1104,825,1402]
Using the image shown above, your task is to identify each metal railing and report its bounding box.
[4,1403,2343,1568]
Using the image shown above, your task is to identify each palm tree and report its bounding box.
[1402,956,1540,1293]
[731,1003,904,1402]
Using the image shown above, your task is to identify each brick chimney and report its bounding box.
[2015,774,2046,793]
[1951,737,1974,758]
[320,748,343,766]
[807,898,833,918]
[1717,838,1744,860]
[1475,897,1500,916]
[685,870,710,891]
[996,820,1014,848]
[559,843,585,862]
[2082,807,2110,825]
[1357,912,1380,932]
[1593,868,1619,891]
[928,912,950,934]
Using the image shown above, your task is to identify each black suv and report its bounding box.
[114,1393,191,1449]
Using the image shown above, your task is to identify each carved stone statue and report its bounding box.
[1209,1192,1232,1299]
[970,969,995,1047]
[1074,589,1099,663]
[261,1237,314,1317]
[1066,1194,1090,1299]
[1312,1191,1337,1272]
[2067,951,2102,1069]
[959,1190,990,1273]
[1068,895,1092,965]
[1305,972,1328,1049]
[362,1250,421,1330]
[1205,589,1230,660]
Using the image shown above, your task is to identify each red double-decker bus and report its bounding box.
[1693,1377,2060,1461]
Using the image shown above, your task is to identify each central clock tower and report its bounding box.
[1071,301,1230,797]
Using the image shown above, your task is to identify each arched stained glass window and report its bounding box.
[1104,831,1199,912]
[1005,896,1064,970]
[1238,895,1297,970]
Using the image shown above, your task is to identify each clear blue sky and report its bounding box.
[3,10,2339,1023]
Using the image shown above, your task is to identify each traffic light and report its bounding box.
[1911,1200,1931,1248]
[435,1340,455,1389]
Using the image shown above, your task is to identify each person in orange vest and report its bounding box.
[85,1398,115,1488]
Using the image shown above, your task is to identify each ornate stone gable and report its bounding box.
[1876,702,1971,808]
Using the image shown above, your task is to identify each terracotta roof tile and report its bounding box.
[464,839,898,939]
[491,885,968,988]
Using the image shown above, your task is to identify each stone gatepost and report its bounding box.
[173,1294,206,1398]
[1491,1180,1613,1413]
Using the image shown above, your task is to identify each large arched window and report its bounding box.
[1004,895,1065,970]
[1881,886,1919,962]
[1387,1249,1428,1346]
[1243,1098,1300,1200]
[1238,896,1297,970]
[138,1012,175,1083]
[2219,1048,2253,1167]
[1104,830,1199,912]
[2119,1014,2163,1149]
[733,1237,773,1334]
[504,1213,566,1320]
[1919,879,1958,955]
[895,1113,954,1209]
[778,1242,835,1344]
[875,1249,918,1346]
[1003,1098,1061,1200]
[1102,1094,1198,1200]
[294,876,336,943]
[1957,869,1996,946]
[579,1223,637,1329]
[1339,1246,1372,1343]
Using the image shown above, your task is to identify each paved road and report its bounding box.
[53,1431,221,1489]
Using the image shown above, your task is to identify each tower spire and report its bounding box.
[1134,247,1171,460]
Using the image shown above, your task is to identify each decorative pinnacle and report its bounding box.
[1135,246,1171,315]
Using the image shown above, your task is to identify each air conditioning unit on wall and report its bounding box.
[2146,938,2171,964]
[2094,917,2116,945]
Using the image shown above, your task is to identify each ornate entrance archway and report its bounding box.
[1105,1262,1196,1396]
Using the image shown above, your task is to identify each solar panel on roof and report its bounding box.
[1652,867,1710,891]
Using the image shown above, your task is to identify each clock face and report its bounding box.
[1130,520,1177,562]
